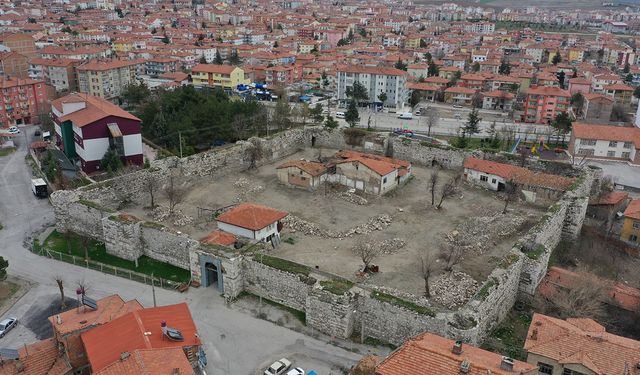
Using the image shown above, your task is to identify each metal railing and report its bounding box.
[29,244,183,290]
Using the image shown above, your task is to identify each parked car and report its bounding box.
[286,368,305,375]
[264,358,292,375]
[8,126,19,134]
[34,129,41,137]
[0,317,17,338]
[414,108,421,116]
[335,111,345,119]
[452,104,463,109]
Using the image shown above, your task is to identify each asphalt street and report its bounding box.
[0,126,365,375]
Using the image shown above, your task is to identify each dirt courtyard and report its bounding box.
[126,148,546,309]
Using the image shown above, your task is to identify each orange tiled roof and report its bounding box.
[93,348,194,375]
[49,294,143,336]
[572,122,640,147]
[334,150,410,177]
[623,199,640,220]
[192,63,237,74]
[0,338,72,375]
[52,93,141,128]
[376,332,537,375]
[527,86,570,97]
[337,64,406,76]
[216,203,288,231]
[589,191,628,205]
[463,157,574,191]
[81,303,201,373]
[524,313,640,375]
[277,160,327,176]
[76,59,140,71]
[603,83,633,91]
[200,230,236,246]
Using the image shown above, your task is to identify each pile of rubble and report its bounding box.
[233,177,264,203]
[431,270,478,309]
[366,285,434,309]
[336,190,368,206]
[376,238,406,255]
[445,212,528,254]
[151,205,194,227]
[282,214,393,239]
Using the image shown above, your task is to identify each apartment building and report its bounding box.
[0,76,48,128]
[76,59,142,101]
[191,64,249,91]
[144,57,177,78]
[336,65,408,109]
[569,122,640,164]
[522,86,570,124]
[0,32,36,58]
[0,51,28,78]
[29,58,78,94]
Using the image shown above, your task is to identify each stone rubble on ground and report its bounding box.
[233,177,264,203]
[445,211,528,254]
[151,205,194,227]
[335,190,368,206]
[431,270,479,309]
[282,214,392,239]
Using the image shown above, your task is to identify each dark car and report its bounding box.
[0,317,17,338]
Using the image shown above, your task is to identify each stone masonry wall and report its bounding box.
[140,225,197,270]
[102,217,142,261]
[389,138,478,168]
[242,259,311,312]
[306,288,358,339]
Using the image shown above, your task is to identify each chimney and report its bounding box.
[452,340,463,355]
[161,320,167,339]
[172,368,181,375]
[120,352,130,361]
[56,315,62,325]
[530,328,538,340]
[500,357,514,372]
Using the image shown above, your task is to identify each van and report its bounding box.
[31,178,48,198]
[335,111,346,119]
[397,112,413,120]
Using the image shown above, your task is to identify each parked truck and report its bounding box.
[397,112,413,120]
[31,178,48,198]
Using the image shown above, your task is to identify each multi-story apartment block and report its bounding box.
[0,76,48,128]
[569,122,640,164]
[522,86,570,124]
[145,57,177,78]
[39,46,112,61]
[76,59,142,101]
[29,58,78,95]
[336,66,408,109]
[0,33,37,58]
[191,64,249,91]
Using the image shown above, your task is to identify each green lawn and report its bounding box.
[43,230,190,283]
[481,310,531,361]
[0,148,15,157]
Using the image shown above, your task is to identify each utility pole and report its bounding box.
[178,131,183,158]
[151,273,157,307]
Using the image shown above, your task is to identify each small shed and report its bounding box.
[276,160,327,190]
[216,203,288,243]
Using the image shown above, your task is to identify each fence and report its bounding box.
[30,245,183,290]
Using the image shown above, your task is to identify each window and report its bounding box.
[624,141,632,149]
[634,221,640,229]
[607,151,616,157]
[609,141,618,147]
[622,152,630,159]
[492,178,496,184]
[562,369,586,375]
[480,175,488,182]
[538,363,553,375]
[630,234,638,242]
[579,139,596,146]
[383,177,387,183]
[577,148,594,156]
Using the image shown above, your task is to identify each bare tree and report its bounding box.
[77,279,91,296]
[231,113,249,140]
[502,180,518,214]
[145,174,158,209]
[164,174,184,216]
[436,177,457,209]
[246,139,263,170]
[54,276,65,308]
[428,167,439,206]
[419,251,440,297]
[426,109,439,136]
[518,146,528,167]
[440,240,464,272]
[593,175,614,200]
[352,241,380,272]
[81,236,90,261]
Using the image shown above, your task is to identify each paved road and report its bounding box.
[0,126,365,374]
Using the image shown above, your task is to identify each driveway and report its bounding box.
[0,126,365,374]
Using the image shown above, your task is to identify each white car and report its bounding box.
[8,126,19,134]
[452,104,463,109]
[264,358,292,375]
[286,368,305,375]
[0,317,18,338]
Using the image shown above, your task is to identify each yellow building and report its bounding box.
[112,39,134,53]
[298,42,317,54]
[568,48,584,63]
[547,50,561,64]
[621,199,640,243]
[404,36,421,49]
[191,64,249,90]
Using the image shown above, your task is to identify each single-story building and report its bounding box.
[329,150,411,195]
[621,199,640,244]
[588,191,629,223]
[200,230,237,247]
[463,157,575,202]
[216,203,288,243]
[276,160,327,190]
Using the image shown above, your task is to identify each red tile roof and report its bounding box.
[76,59,141,71]
[200,230,236,246]
[277,160,327,176]
[623,199,640,220]
[603,83,633,91]
[0,338,72,375]
[52,93,141,128]
[572,123,640,148]
[81,303,201,373]
[445,86,477,94]
[216,203,288,231]
[376,332,537,375]
[527,86,570,97]
[589,191,628,205]
[49,294,143,336]
[93,348,194,375]
[524,313,640,375]
[192,63,237,74]
[334,150,410,177]
[337,65,406,76]
[463,157,574,191]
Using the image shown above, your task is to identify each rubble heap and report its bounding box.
[336,190,368,206]
[431,270,479,309]
[282,214,392,239]
[233,177,264,202]
[152,205,194,227]
[445,211,528,254]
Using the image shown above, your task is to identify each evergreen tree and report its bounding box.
[377,92,387,104]
[228,50,240,65]
[472,62,480,72]
[623,62,630,74]
[424,52,432,61]
[199,55,207,64]
[161,35,170,44]
[214,50,223,64]
[101,148,123,174]
[0,256,7,281]
[464,108,481,136]
[345,100,360,128]
[551,52,562,65]
[310,103,324,124]
[273,40,279,48]
[427,60,439,77]
[324,115,338,129]
[498,59,511,75]
[394,58,407,71]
